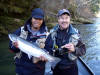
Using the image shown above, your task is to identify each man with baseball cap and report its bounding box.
[45,9,86,75]
[9,8,48,75]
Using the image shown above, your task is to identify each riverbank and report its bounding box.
[46,17,94,30]
[71,17,94,25]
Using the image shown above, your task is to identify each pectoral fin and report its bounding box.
[27,54,32,59]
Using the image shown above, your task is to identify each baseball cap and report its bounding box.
[31,8,44,19]
[57,9,71,16]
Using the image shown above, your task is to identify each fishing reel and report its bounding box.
[54,48,77,61]
[54,47,69,56]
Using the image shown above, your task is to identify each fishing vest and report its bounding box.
[14,26,47,61]
[50,26,79,61]
[19,26,28,39]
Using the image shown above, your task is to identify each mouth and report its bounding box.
[62,22,68,24]
[34,22,39,24]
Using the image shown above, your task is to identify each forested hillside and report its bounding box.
[0,0,100,39]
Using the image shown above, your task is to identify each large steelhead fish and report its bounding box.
[8,34,61,67]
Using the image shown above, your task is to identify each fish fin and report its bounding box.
[27,54,32,59]
[8,34,17,42]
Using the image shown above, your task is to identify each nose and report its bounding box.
[62,18,67,22]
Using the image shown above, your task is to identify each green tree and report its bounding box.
[0,0,41,38]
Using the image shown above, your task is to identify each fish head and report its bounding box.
[8,34,18,42]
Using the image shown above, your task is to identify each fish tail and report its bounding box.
[51,57,61,69]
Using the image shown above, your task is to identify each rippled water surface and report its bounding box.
[74,18,100,75]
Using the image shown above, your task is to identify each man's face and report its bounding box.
[31,17,43,30]
[58,14,70,30]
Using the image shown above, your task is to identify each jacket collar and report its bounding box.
[68,24,78,34]
[52,24,78,35]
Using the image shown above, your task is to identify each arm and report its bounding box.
[61,34,86,57]
[74,39,86,56]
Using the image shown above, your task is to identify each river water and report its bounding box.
[0,18,100,75]
[74,18,100,75]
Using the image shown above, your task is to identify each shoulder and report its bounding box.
[13,27,21,36]
[69,24,79,34]
[69,25,80,40]
[13,26,27,37]
[73,27,79,33]
[50,24,58,33]
[48,25,58,40]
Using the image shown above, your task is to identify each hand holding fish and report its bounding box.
[33,56,48,63]
[12,41,48,62]
[61,43,75,52]
[12,41,48,63]
[39,55,48,61]
[9,34,61,68]
[12,42,18,48]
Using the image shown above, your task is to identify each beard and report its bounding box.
[59,22,69,30]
